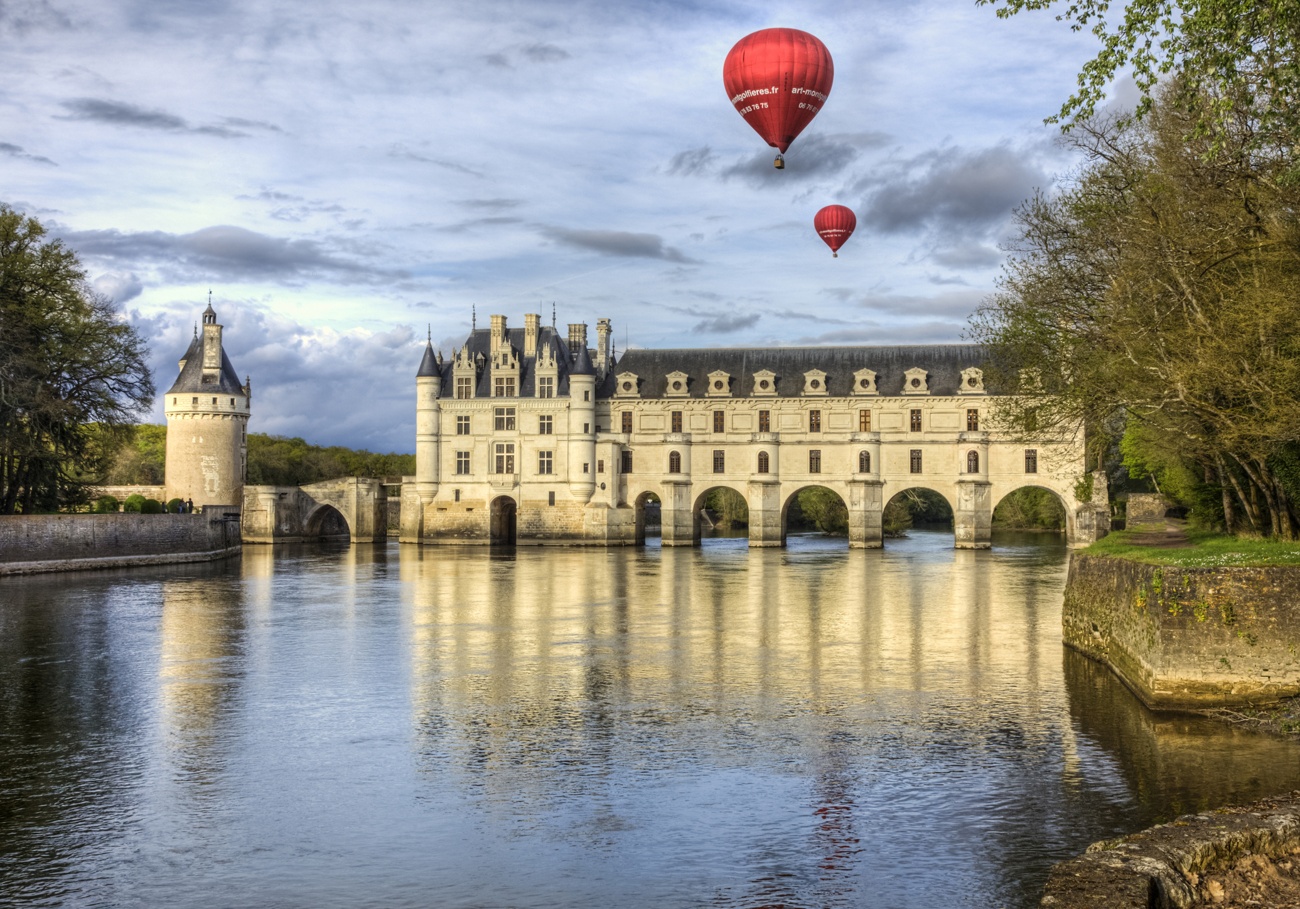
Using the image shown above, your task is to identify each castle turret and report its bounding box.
[164,303,249,509]
[567,333,597,504]
[415,338,442,501]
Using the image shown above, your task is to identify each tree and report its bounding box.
[978,0,1300,161]
[0,206,153,513]
[970,85,1300,537]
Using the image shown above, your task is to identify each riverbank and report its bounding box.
[0,512,241,575]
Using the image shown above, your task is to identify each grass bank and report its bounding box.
[1086,526,1300,567]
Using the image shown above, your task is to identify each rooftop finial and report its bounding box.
[552,301,556,330]
[427,323,431,343]
[472,304,476,331]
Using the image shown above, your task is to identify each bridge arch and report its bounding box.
[489,495,517,545]
[691,483,750,544]
[303,503,351,540]
[633,489,662,546]
[991,483,1069,535]
[780,484,850,547]
[883,485,955,542]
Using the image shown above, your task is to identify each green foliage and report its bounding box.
[1073,473,1095,505]
[702,487,747,529]
[140,498,163,514]
[167,498,185,513]
[0,206,154,513]
[970,83,1300,538]
[1086,528,1300,566]
[884,489,953,537]
[106,424,167,485]
[992,487,1066,530]
[977,0,1300,165]
[786,486,848,534]
[92,494,119,513]
[122,493,146,513]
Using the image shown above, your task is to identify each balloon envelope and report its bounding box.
[814,205,856,256]
[723,28,833,155]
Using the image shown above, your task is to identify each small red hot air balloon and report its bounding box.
[814,205,856,257]
[723,28,833,170]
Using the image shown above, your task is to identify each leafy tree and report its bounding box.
[992,487,1066,530]
[970,85,1300,537]
[105,423,166,485]
[978,0,1300,161]
[787,486,848,534]
[0,206,153,513]
[702,487,748,529]
[92,494,119,513]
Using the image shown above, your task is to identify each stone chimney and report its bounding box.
[201,305,222,383]
[490,314,507,354]
[595,318,611,374]
[567,322,587,356]
[524,313,539,358]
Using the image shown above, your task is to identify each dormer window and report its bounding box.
[903,367,930,395]
[665,370,690,397]
[706,370,732,397]
[615,371,641,398]
[960,367,986,395]
[752,369,777,397]
[802,369,828,396]
[853,368,878,395]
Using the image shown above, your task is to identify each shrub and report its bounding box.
[92,495,120,513]
[140,498,163,514]
[122,493,146,513]
[167,498,185,513]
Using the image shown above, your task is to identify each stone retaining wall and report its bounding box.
[1063,554,1300,708]
[1041,793,1300,907]
[0,512,241,575]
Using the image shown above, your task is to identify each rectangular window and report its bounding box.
[621,411,632,434]
[712,450,725,473]
[493,442,515,474]
[583,422,590,434]
[621,450,632,473]
[671,410,682,433]
[809,450,821,473]
[910,409,922,432]
[456,415,471,435]
[548,491,555,506]
[454,489,461,502]
[455,451,471,475]
[809,409,821,432]
[583,462,589,474]
[494,406,516,431]
[713,410,725,433]
[910,449,923,474]
[494,376,516,397]
[538,450,553,475]
[597,459,605,474]
[456,376,473,399]
[1025,449,1038,474]
[539,414,553,435]
[758,410,770,433]
[583,390,590,402]
[967,409,980,432]
[538,376,554,399]
[859,409,871,432]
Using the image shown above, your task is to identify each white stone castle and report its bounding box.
[403,313,1105,548]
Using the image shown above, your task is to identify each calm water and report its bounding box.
[3,531,1299,909]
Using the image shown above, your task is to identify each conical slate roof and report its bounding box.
[417,341,440,377]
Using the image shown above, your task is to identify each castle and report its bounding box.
[403,313,1105,548]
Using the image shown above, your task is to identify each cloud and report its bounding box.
[435,216,523,232]
[540,227,696,263]
[721,132,889,185]
[457,198,523,211]
[93,271,144,303]
[0,142,56,165]
[930,241,1001,269]
[60,225,406,283]
[219,116,283,133]
[57,98,248,137]
[0,0,72,35]
[388,144,485,177]
[693,311,760,333]
[858,144,1047,235]
[520,43,570,63]
[666,146,717,177]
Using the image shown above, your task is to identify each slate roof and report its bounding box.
[603,344,992,398]
[166,334,246,395]
[417,341,440,377]
[430,325,583,397]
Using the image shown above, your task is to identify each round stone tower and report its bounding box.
[164,303,251,509]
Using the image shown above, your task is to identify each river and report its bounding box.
[2,531,1297,909]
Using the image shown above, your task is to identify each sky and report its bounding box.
[1,0,1128,453]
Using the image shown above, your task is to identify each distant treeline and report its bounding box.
[107,425,415,487]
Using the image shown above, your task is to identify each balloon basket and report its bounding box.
[773,154,785,170]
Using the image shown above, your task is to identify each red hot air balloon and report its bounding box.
[723,28,833,169]
[814,205,856,257]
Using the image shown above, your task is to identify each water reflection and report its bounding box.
[0,532,1296,909]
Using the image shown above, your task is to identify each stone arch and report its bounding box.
[991,483,1069,536]
[883,485,956,542]
[691,483,750,544]
[780,485,850,547]
[633,489,662,546]
[303,503,351,541]
[489,495,517,545]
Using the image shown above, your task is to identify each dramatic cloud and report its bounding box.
[0,142,56,165]
[92,271,144,303]
[721,132,890,185]
[858,144,1047,235]
[541,227,696,263]
[666,146,717,177]
[60,225,406,283]
[57,98,247,137]
[693,311,760,333]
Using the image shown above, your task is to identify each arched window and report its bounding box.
[967,450,980,473]
[858,450,871,473]
[668,451,682,474]
[757,451,770,474]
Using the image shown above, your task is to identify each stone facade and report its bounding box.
[163,304,250,509]
[0,512,241,575]
[406,313,1106,548]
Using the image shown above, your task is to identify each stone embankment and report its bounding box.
[0,512,240,575]
[1041,793,1300,908]
[1063,554,1300,709]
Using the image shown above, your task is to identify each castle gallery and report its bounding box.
[399,312,1103,549]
